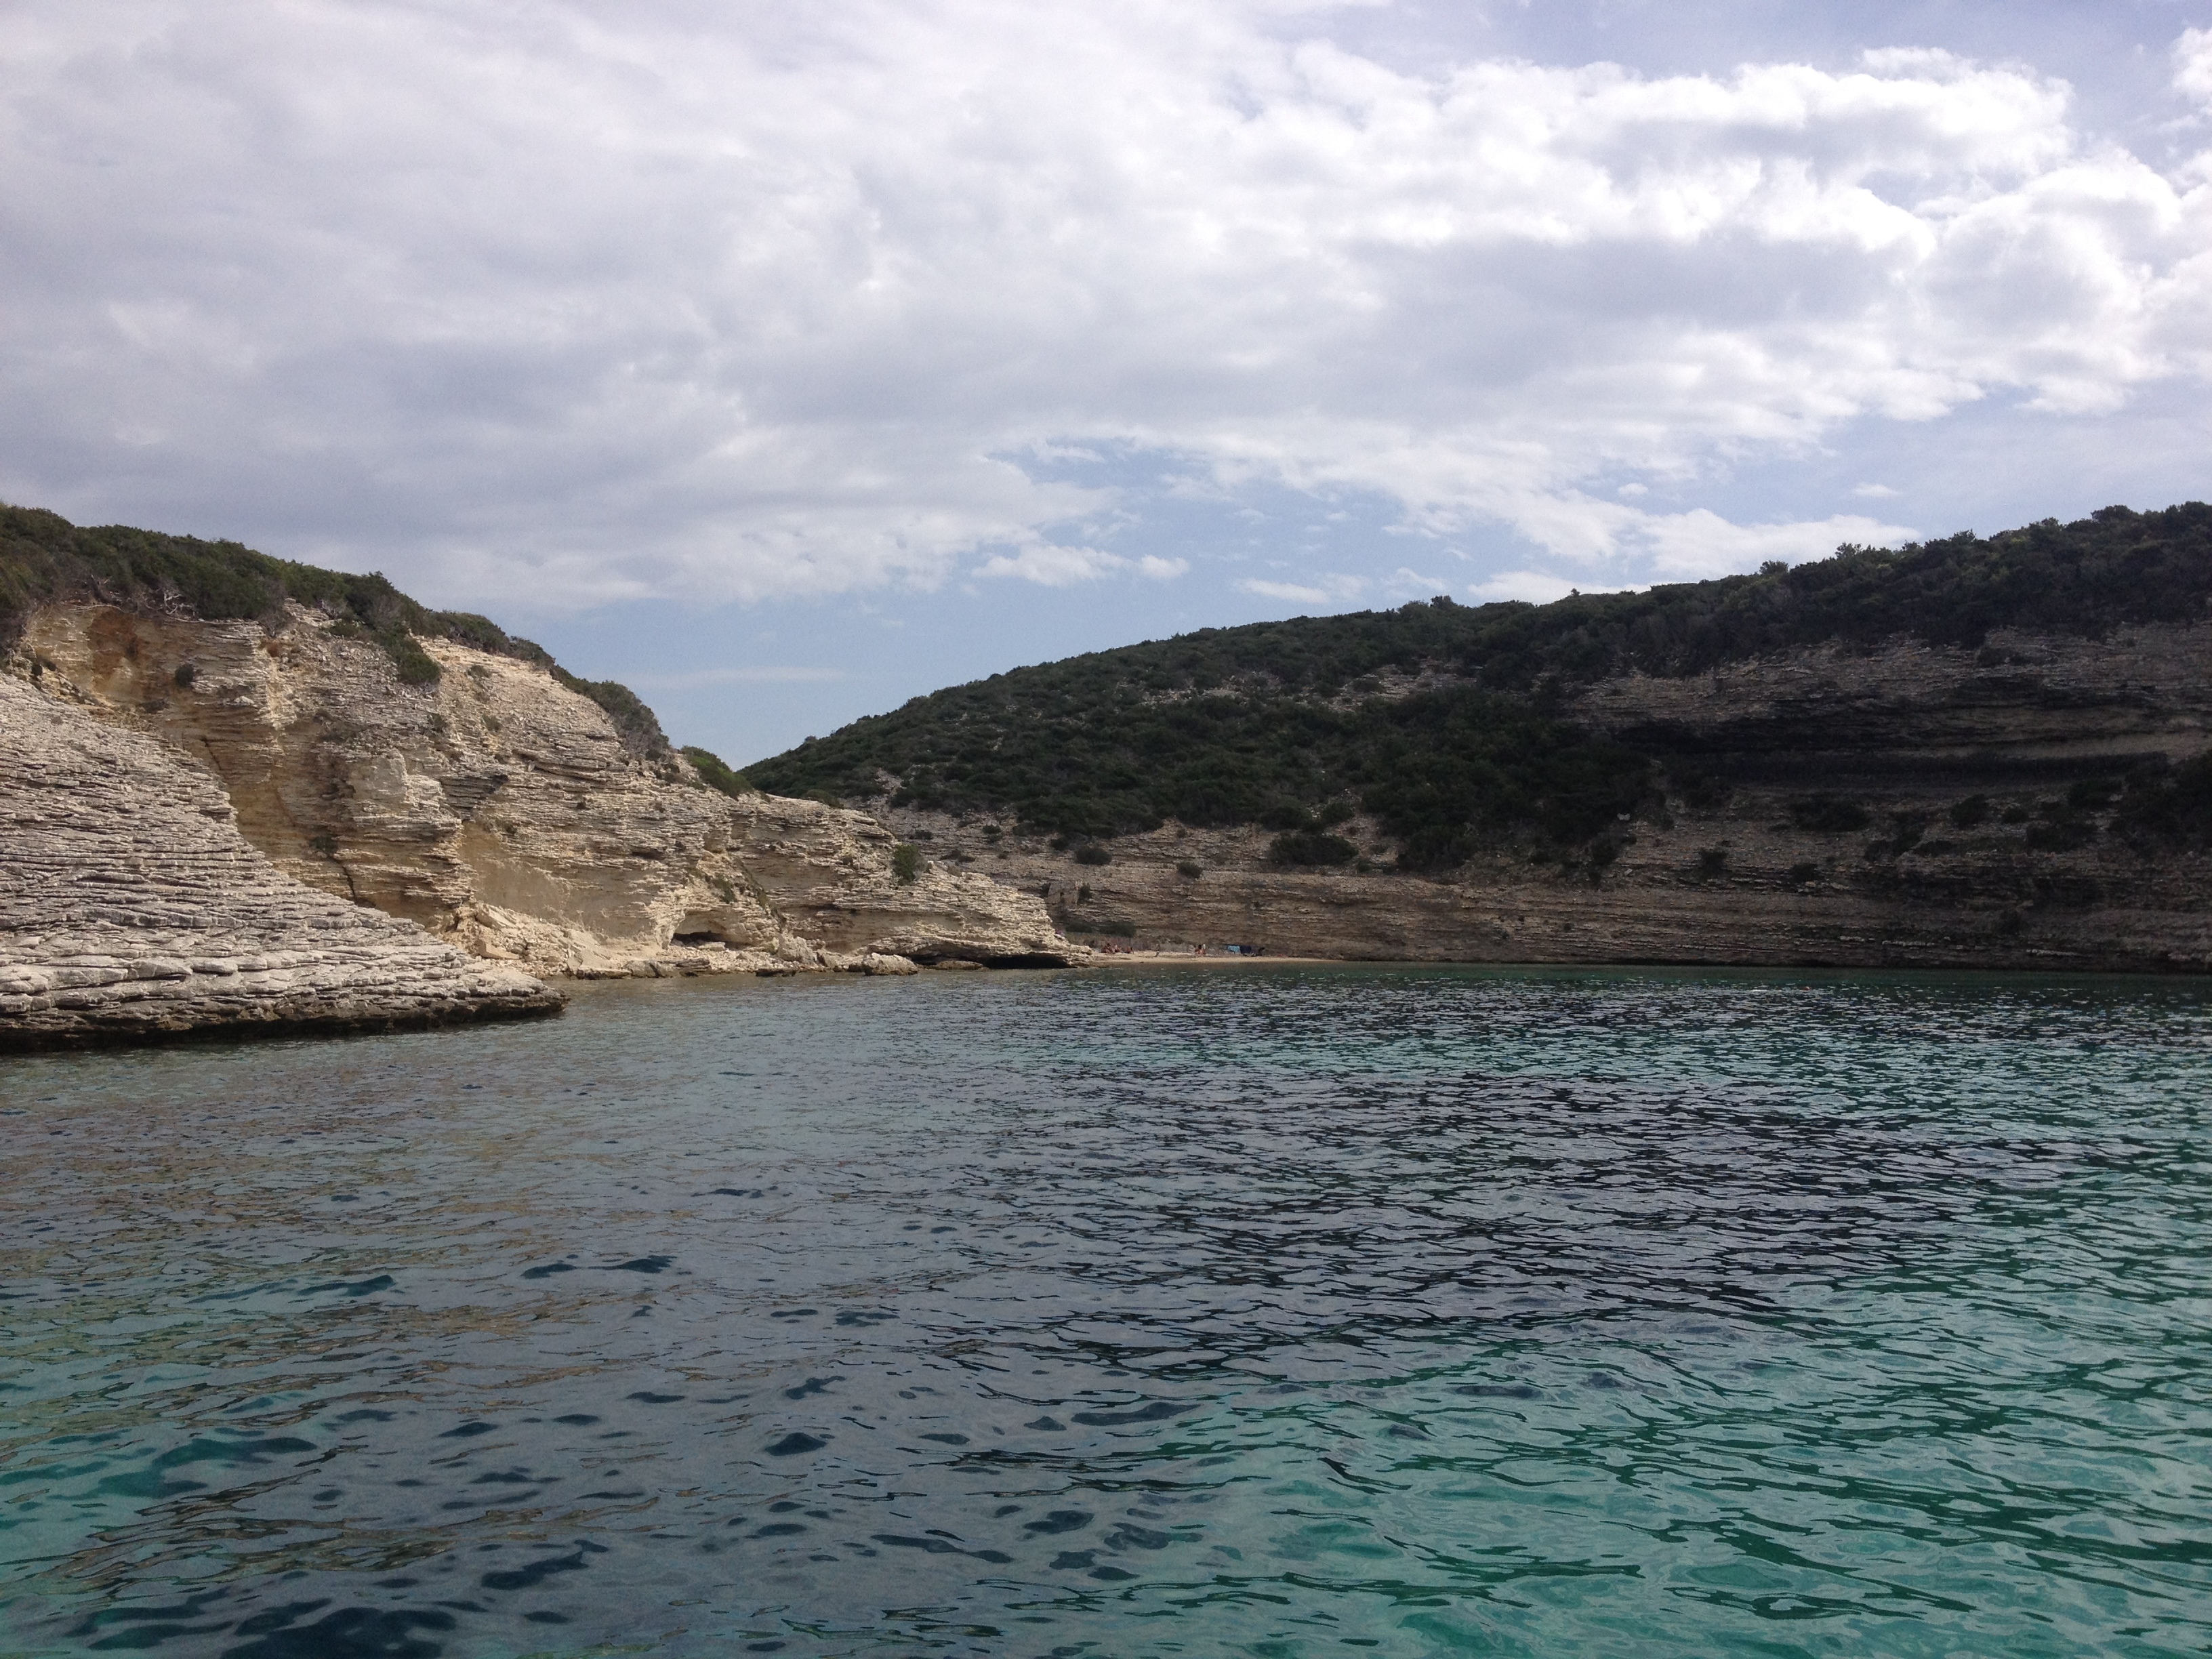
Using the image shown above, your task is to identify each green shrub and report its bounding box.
[891,843,923,883]
[1790,794,1871,832]
[552,669,665,755]
[1948,794,1990,828]
[1176,860,1203,879]
[171,663,196,689]
[682,746,756,798]
[747,661,1650,865]
[2031,874,2103,909]
[1675,770,1732,809]
[1694,846,1728,880]
[1073,842,1111,865]
[2024,818,2095,851]
[1864,811,1929,860]
[1268,830,1357,866]
[2116,754,2212,846]
[380,629,442,684]
[2067,777,2122,810]
[1786,861,1821,885]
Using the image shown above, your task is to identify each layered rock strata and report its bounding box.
[12,602,1078,982]
[1,674,562,1049]
[883,624,2212,973]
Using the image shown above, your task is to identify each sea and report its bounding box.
[2,964,2207,1658]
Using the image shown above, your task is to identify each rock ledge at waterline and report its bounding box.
[2,594,1083,1047]
[1,671,562,1049]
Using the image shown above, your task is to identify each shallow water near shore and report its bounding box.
[3,964,2209,1658]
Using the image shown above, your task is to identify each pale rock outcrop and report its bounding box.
[14,602,1082,980]
[726,790,1091,966]
[1,672,562,1048]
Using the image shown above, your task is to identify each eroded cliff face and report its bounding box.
[0,673,562,1048]
[14,602,1080,978]
[883,624,2212,972]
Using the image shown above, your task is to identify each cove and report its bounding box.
[3,965,2208,1656]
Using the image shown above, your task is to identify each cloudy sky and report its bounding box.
[7,1,2211,762]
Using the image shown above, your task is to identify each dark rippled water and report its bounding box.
[3,965,2209,1658]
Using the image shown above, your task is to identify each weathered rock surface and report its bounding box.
[724,790,1089,968]
[886,624,2212,973]
[12,602,1080,985]
[1,672,563,1048]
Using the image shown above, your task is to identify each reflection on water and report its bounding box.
[2,965,2209,1657]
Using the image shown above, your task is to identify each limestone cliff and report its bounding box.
[1,672,562,1048]
[12,601,1080,980]
[884,623,2212,972]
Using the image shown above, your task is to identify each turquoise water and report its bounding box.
[1,964,2209,1657]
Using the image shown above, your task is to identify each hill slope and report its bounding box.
[0,503,674,758]
[2,505,1083,997]
[747,504,2212,865]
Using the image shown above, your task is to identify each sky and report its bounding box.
[5,0,2211,765]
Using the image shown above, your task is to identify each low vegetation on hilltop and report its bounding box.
[747,503,2212,864]
[681,746,756,797]
[0,503,669,756]
[766,680,1650,865]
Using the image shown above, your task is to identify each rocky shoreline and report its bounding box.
[880,624,2212,975]
[1,672,562,1049]
[3,599,1084,1051]
[9,590,2211,1053]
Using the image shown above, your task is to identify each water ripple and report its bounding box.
[2,965,2207,1656]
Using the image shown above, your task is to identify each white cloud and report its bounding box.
[620,667,846,689]
[1385,566,1450,598]
[1240,579,1338,605]
[974,544,1130,586]
[2177,28,2212,104]
[1853,482,1900,499]
[1472,570,1602,605]
[1,1,2207,609]
[1632,510,1917,579]
[972,543,1189,585]
[1239,571,1369,606]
